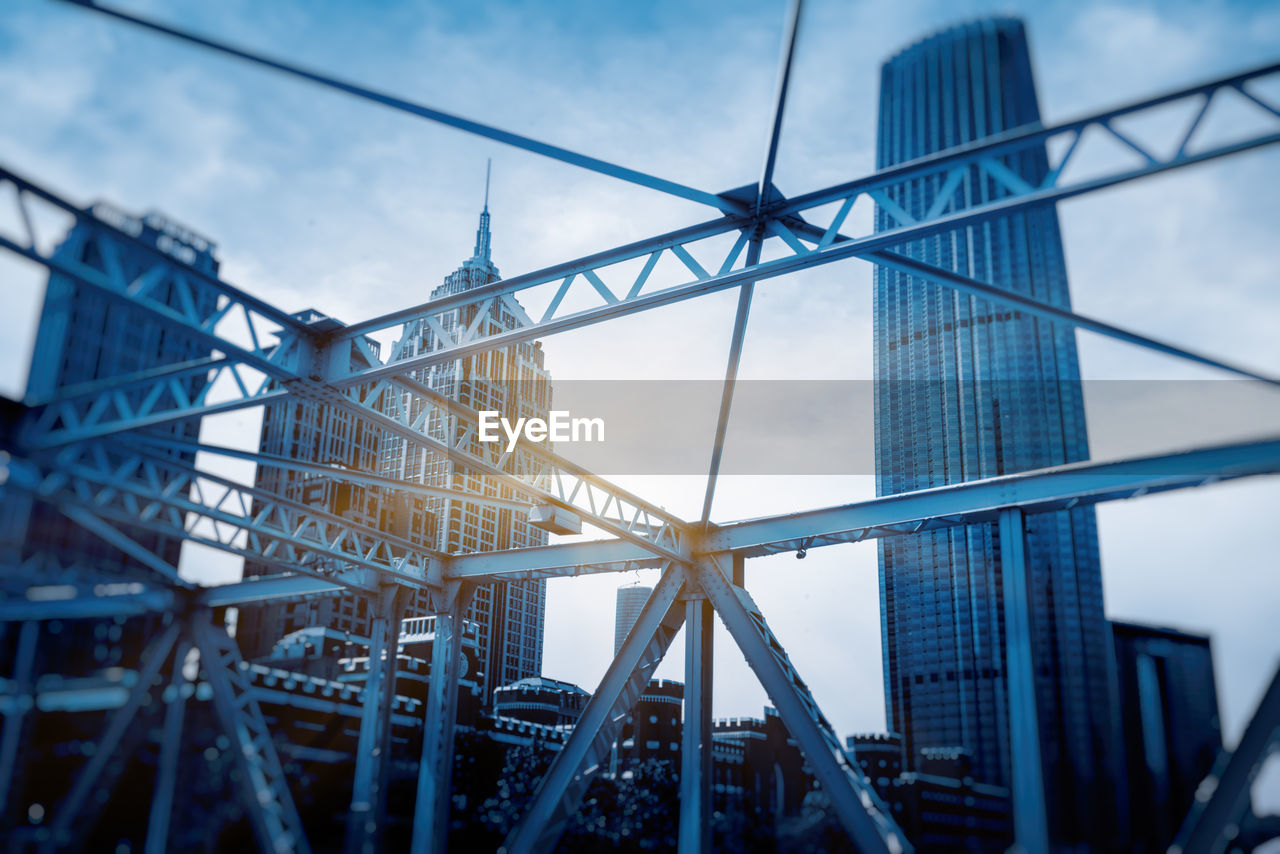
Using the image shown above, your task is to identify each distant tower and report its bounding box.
[381,162,553,699]
[872,18,1124,847]
[23,205,218,577]
[16,205,218,674]
[614,583,652,655]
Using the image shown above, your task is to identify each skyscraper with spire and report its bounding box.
[236,166,551,702]
[381,164,552,698]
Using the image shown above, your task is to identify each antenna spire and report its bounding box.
[474,159,492,263]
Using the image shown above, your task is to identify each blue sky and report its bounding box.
[3,0,1279,808]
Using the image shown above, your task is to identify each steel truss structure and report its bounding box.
[1,1,1278,852]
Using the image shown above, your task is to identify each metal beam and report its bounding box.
[706,437,1280,558]
[770,59,1280,219]
[699,235,761,525]
[144,636,192,854]
[39,440,441,590]
[441,437,1280,583]
[56,0,737,213]
[200,573,360,608]
[56,501,191,587]
[446,537,663,581]
[42,620,182,852]
[0,621,39,822]
[501,563,687,854]
[772,214,1280,388]
[998,508,1050,854]
[192,612,311,854]
[678,596,714,854]
[132,434,534,513]
[1171,664,1280,854]
[347,585,409,854]
[757,0,803,207]
[695,556,910,853]
[409,582,477,854]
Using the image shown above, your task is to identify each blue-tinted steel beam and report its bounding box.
[330,60,1280,375]
[1171,664,1280,854]
[33,441,441,590]
[678,596,715,854]
[347,585,408,854]
[334,100,1280,386]
[23,354,228,409]
[776,217,1280,387]
[445,538,662,581]
[0,194,696,564]
[56,502,191,587]
[699,0,801,527]
[1,166,304,332]
[769,59,1280,219]
[56,0,737,214]
[409,582,476,854]
[439,436,1280,581]
[699,237,761,525]
[0,621,39,820]
[337,218,747,342]
[756,0,803,211]
[201,573,364,608]
[144,637,192,854]
[42,620,181,851]
[0,584,176,621]
[706,436,1280,558]
[192,612,311,854]
[695,557,910,853]
[998,508,1050,854]
[132,434,534,513]
[501,564,687,854]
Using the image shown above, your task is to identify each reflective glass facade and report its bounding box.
[872,19,1124,846]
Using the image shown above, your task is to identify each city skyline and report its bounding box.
[0,0,1274,829]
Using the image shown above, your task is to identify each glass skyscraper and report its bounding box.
[872,19,1124,847]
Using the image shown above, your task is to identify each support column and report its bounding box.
[501,563,688,854]
[695,557,911,854]
[43,620,182,852]
[1171,664,1280,854]
[145,637,192,854]
[193,612,310,854]
[410,582,476,854]
[348,584,408,854]
[0,620,38,823]
[678,596,714,854]
[998,507,1050,854]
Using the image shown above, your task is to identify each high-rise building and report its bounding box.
[872,18,1124,846]
[22,205,217,573]
[614,582,653,655]
[380,180,551,699]
[1112,621,1222,852]
[232,308,435,659]
[10,206,217,677]
[237,186,549,702]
